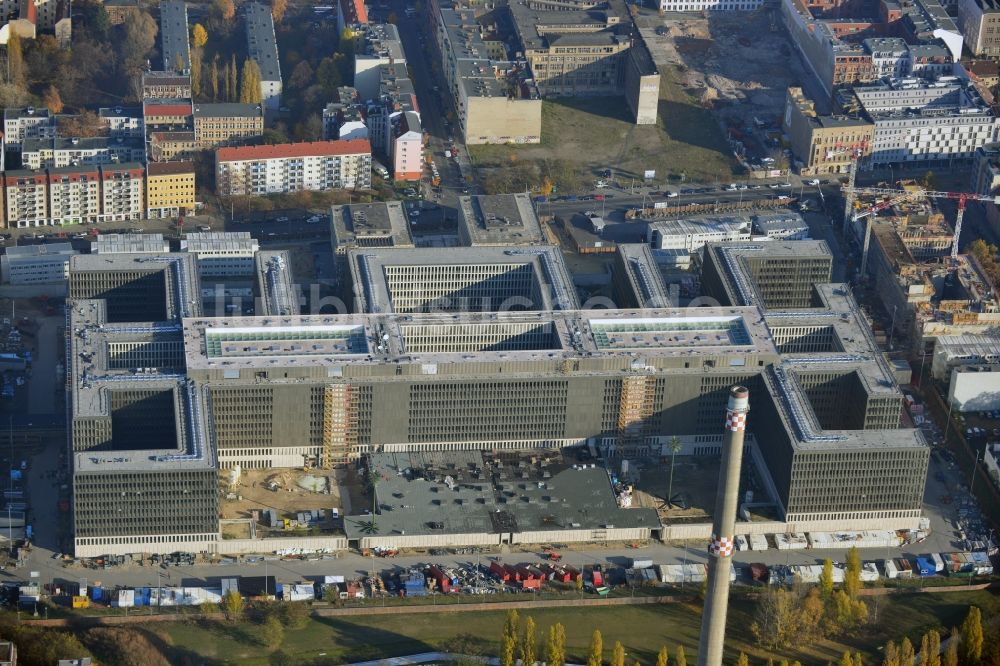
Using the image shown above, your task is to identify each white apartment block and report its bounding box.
[98,164,145,223]
[48,167,102,226]
[180,232,260,278]
[3,108,55,152]
[659,0,763,9]
[2,171,49,228]
[215,140,372,196]
[99,107,145,139]
[854,77,1000,164]
[646,215,752,252]
[863,38,912,79]
[0,243,77,285]
[21,137,146,170]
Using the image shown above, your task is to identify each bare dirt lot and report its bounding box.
[219,467,345,521]
[638,8,809,162]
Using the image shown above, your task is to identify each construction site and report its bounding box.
[638,8,808,165]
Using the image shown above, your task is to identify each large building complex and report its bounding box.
[214,140,372,196]
[346,245,579,314]
[67,235,929,555]
[502,0,659,124]
[840,77,1000,165]
[782,0,961,99]
[430,2,542,145]
[246,2,283,114]
[330,201,414,286]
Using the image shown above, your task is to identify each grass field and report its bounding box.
[150,590,999,666]
[468,70,737,192]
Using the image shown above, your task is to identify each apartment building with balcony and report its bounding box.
[215,139,372,196]
[99,163,145,223]
[2,170,49,227]
[146,161,196,219]
[21,136,146,170]
[47,166,102,226]
[99,107,145,139]
[3,108,55,154]
[193,104,265,148]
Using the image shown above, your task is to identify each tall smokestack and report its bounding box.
[696,386,749,666]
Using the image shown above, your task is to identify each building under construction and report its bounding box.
[67,242,929,555]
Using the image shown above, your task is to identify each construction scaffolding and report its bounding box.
[322,384,357,469]
[618,374,657,448]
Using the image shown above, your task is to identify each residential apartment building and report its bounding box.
[141,71,193,100]
[148,132,199,162]
[246,2,283,113]
[180,232,260,278]
[2,170,49,227]
[47,166,102,225]
[146,161,196,219]
[849,77,1000,165]
[98,163,145,223]
[783,87,874,176]
[193,103,265,148]
[959,0,1000,57]
[0,242,76,284]
[323,87,366,141]
[353,23,407,102]
[336,0,368,32]
[143,99,194,128]
[21,137,145,170]
[365,63,424,181]
[864,38,912,78]
[159,0,191,72]
[431,3,542,144]
[3,108,55,153]
[215,140,372,196]
[99,107,144,139]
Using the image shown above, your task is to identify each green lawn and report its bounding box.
[151,590,998,666]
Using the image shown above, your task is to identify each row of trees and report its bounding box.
[880,607,985,666]
[752,547,868,651]
[186,23,262,105]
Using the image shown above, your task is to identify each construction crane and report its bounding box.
[850,185,1000,278]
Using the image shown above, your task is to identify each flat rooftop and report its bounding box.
[181,231,259,254]
[330,201,414,253]
[246,2,282,82]
[346,245,578,314]
[181,307,778,371]
[343,450,659,540]
[159,0,191,72]
[457,193,545,246]
[93,234,170,255]
[616,243,670,308]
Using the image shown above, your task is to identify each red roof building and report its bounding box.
[215,139,372,163]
